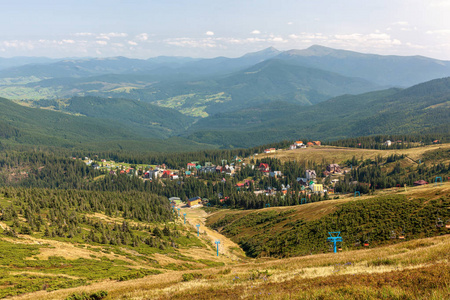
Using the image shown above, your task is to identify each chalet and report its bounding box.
[171,174,179,180]
[187,163,196,170]
[185,170,191,177]
[161,170,172,178]
[289,144,297,150]
[188,196,202,207]
[223,165,235,175]
[433,140,440,144]
[216,166,223,173]
[259,163,270,172]
[326,164,341,173]
[414,180,428,186]
[305,169,316,181]
[269,171,282,177]
[146,168,160,179]
[264,148,276,154]
[295,141,304,147]
[297,177,308,185]
[310,183,324,193]
[313,141,321,146]
[306,142,314,146]
[199,166,216,174]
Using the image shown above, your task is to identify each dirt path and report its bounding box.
[177,205,246,262]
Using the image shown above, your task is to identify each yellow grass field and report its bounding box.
[9,182,450,300]
[249,143,450,165]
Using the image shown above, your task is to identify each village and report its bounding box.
[77,140,362,207]
[75,138,445,210]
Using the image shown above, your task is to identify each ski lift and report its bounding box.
[354,238,361,247]
[390,230,396,239]
[436,217,444,228]
[398,229,405,240]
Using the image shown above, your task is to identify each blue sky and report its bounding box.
[1,0,450,59]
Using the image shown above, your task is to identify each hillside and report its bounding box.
[0,97,214,152]
[276,45,450,87]
[187,77,450,147]
[6,184,450,299]
[32,96,194,137]
[206,183,450,258]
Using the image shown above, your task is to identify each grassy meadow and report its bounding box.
[3,182,448,299]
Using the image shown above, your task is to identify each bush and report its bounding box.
[65,290,108,300]
[182,272,203,281]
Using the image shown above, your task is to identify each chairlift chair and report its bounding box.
[436,217,444,228]
[390,230,396,239]
[363,239,369,247]
[398,230,405,240]
[446,219,450,229]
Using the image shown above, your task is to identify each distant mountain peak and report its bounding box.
[242,47,281,58]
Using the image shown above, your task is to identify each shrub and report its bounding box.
[65,290,108,300]
[182,272,203,281]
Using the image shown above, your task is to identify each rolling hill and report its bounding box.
[275,45,450,87]
[186,77,450,147]
[0,97,215,152]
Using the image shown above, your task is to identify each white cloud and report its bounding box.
[136,33,149,41]
[62,39,75,44]
[426,29,450,35]
[96,40,108,45]
[128,41,138,46]
[75,32,94,36]
[251,30,261,35]
[393,21,409,26]
[205,31,214,36]
[287,22,293,25]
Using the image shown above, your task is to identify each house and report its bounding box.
[171,174,179,180]
[310,183,324,193]
[327,164,341,173]
[264,148,276,154]
[269,171,282,177]
[305,169,316,181]
[187,163,196,170]
[384,140,392,147]
[433,140,440,144]
[313,141,321,146]
[295,141,304,147]
[146,168,161,179]
[188,196,202,207]
[161,170,172,178]
[199,166,216,174]
[289,144,297,150]
[414,180,428,186]
[109,170,116,176]
[306,142,314,146]
[216,166,223,173]
[223,165,234,175]
[297,177,308,186]
[259,163,270,172]
[185,170,192,177]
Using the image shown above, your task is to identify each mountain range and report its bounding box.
[0,45,449,150]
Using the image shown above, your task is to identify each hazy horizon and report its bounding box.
[1,1,450,60]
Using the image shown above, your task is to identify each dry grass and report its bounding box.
[13,235,450,300]
[249,143,450,165]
